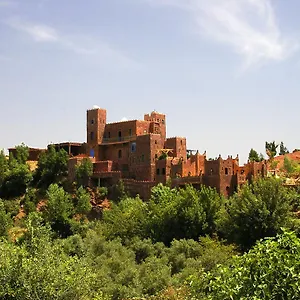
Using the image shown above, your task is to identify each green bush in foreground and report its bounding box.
[191,230,300,300]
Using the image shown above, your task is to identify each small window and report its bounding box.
[155,140,157,144]
[91,119,95,125]
[162,119,165,124]
[90,132,94,141]
[162,168,166,175]
[225,168,228,175]
[118,130,122,141]
[129,129,132,136]
[108,132,111,138]
[141,154,145,162]
[156,168,160,175]
[155,154,158,159]
[118,149,122,159]
[131,142,136,152]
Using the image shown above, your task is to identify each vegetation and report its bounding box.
[75,158,93,187]
[1,143,300,299]
[248,148,264,162]
[265,140,278,160]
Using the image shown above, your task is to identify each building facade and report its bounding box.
[67,107,267,199]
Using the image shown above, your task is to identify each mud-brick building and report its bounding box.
[67,107,267,199]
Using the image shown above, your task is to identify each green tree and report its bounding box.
[265,141,278,160]
[75,186,92,215]
[279,141,289,156]
[44,184,73,237]
[34,145,68,188]
[14,143,29,164]
[0,200,13,238]
[218,178,294,250]
[248,148,260,162]
[103,196,149,241]
[0,162,32,198]
[0,150,8,187]
[192,230,300,300]
[75,158,93,187]
[149,184,223,244]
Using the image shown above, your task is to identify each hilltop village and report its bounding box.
[9,107,279,199]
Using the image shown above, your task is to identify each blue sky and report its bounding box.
[0,0,300,163]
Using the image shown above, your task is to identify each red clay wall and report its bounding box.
[87,108,107,159]
[165,137,187,161]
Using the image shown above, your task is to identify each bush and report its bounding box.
[191,230,300,300]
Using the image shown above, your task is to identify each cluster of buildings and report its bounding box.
[11,107,269,199]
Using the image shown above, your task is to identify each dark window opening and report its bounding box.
[162,119,165,124]
[156,168,160,175]
[225,168,228,175]
[108,132,111,138]
[129,129,132,136]
[118,130,122,141]
[118,149,122,159]
[155,154,158,159]
[131,142,136,152]
[90,132,94,141]
[91,119,95,125]
[162,168,166,175]
[155,140,157,144]
[141,154,145,162]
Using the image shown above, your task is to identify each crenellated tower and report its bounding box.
[144,110,166,141]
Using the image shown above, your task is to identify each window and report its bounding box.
[162,168,166,175]
[141,154,145,162]
[129,128,132,136]
[162,119,165,124]
[108,132,111,138]
[225,168,228,175]
[155,154,158,159]
[156,168,160,175]
[90,132,94,141]
[155,140,157,144]
[131,142,136,152]
[118,130,122,141]
[118,149,122,159]
[91,119,95,125]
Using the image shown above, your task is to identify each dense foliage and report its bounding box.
[1,143,300,299]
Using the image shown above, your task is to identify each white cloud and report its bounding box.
[5,18,140,69]
[144,0,298,67]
